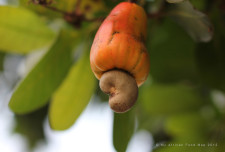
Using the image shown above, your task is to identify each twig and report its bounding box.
[128,0,138,3]
[74,0,82,11]
[83,17,105,22]
[30,0,104,27]
[42,5,68,15]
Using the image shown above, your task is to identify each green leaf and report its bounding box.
[9,30,78,114]
[49,52,97,130]
[113,110,135,152]
[167,1,213,42]
[0,6,55,54]
[140,83,205,115]
[166,0,184,3]
[148,19,198,83]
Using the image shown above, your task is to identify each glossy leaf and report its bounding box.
[9,30,78,114]
[166,0,184,3]
[0,6,55,54]
[49,52,96,130]
[140,83,205,115]
[113,110,135,152]
[148,19,198,83]
[168,1,213,42]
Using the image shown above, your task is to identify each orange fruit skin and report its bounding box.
[90,2,150,86]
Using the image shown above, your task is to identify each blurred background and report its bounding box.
[0,0,225,152]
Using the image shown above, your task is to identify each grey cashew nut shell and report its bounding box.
[99,70,138,113]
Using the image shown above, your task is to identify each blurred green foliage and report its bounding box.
[0,52,4,70]
[0,0,225,151]
[140,83,205,115]
[9,30,78,114]
[0,5,55,53]
[14,105,48,149]
[113,110,136,152]
[49,50,96,130]
[147,19,198,83]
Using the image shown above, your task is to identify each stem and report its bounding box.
[74,0,82,11]
[31,1,104,25]
[42,5,68,15]
[128,0,138,3]
[83,17,105,22]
